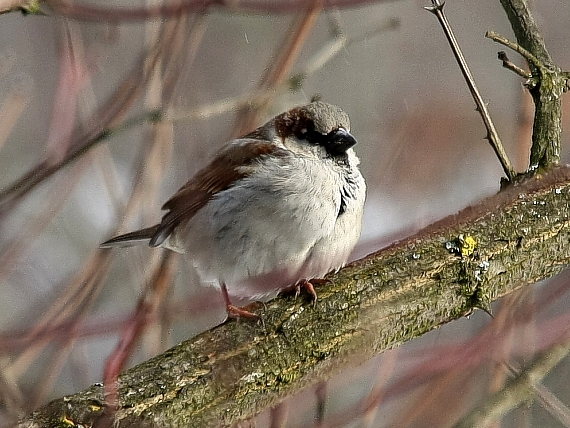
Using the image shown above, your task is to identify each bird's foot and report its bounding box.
[221,282,261,321]
[294,278,328,304]
[225,304,261,321]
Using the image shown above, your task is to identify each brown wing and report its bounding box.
[149,139,282,247]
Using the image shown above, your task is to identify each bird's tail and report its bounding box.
[100,225,160,248]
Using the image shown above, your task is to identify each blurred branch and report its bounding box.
[44,0,400,22]
[0,109,161,214]
[486,31,541,69]
[14,165,570,427]
[455,339,570,427]
[0,19,193,417]
[99,13,196,415]
[0,15,198,214]
[168,17,398,122]
[233,0,323,136]
[102,252,175,414]
[0,26,166,213]
[0,13,393,217]
[0,0,43,15]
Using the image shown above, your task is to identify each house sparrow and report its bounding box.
[101,101,366,318]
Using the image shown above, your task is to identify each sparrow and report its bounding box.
[101,101,366,318]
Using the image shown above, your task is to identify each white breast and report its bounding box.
[169,149,365,300]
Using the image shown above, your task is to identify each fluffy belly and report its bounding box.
[219,246,351,300]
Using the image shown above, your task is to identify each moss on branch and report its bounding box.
[15,166,570,428]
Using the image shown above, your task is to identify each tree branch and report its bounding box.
[39,0,399,22]
[425,0,516,182]
[497,0,567,170]
[8,1,570,426]
[14,165,570,428]
[455,340,570,427]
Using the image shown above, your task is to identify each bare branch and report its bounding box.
[13,165,570,428]
[486,31,541,69]
[497,51,531,79]
[0,0,43,15]
[425,0,516,182]
[167,17,398,123]
[44,0,401,22]
[496,0,566,170]
[455,340,570,427]
[0,109,162,214]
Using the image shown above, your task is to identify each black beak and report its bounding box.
[325,127,357,156]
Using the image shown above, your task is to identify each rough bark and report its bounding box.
[13,0,570,427]
[14,166,570,427]
[499,0,566,169]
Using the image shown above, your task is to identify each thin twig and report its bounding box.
[487,30,570,94]
[497,51,531,79]
[455,340,570,427]
[486,30,541,69]
[232,0,323,136]
[46,0,401,22]
[425,0,516,182]
[495,0,566,170]
[0,109,162,212]
[168,17,396,123]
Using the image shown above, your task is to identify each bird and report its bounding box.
[101,101,366,318]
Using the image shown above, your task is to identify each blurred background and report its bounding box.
[1,0,570,426]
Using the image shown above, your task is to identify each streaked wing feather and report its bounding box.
[100,225,160,248]
[150,139,281,247]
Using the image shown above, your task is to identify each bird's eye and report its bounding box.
[294,121,318,140]
[302,129,326,145]
[294,122,321,144]
[298,126,357,157]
